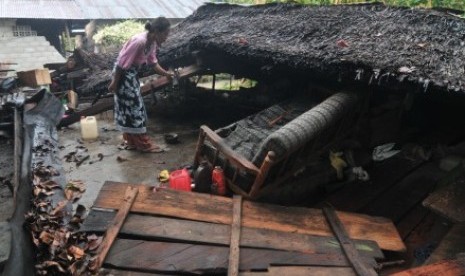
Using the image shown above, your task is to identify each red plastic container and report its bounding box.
[169,168,192,192]
[211,166,226,196]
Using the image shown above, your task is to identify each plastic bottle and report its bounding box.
[194,161,213,193]
[211,166,226,196]
[80,116,99,140]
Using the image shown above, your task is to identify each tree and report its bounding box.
[93,20,144,49]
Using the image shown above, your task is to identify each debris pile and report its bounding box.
[26,159,100,275]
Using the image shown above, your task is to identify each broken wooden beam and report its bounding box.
[90,186,139,272]
[13,107,21,203]
[92,181,406,252]
[323,207,378,276]
[58,64,203,127]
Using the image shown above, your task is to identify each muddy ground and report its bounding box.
[58,115,197,209]
[57,95,254,210]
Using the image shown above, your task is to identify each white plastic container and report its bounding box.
[80,116,99,140]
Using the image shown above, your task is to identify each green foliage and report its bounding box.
[93,20,144,48]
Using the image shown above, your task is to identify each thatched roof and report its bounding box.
[159,3,465,94]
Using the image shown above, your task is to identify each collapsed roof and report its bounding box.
[158,3,465,95]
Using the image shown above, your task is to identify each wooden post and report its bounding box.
[212,74,216,93]
[228,195,242,276]
[13,108,21,202]
[90,186,139,272]
[249,151,275,198]
[193,128,207,168]
[64,21,73,51]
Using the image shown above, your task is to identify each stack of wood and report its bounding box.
[81,181,408,275]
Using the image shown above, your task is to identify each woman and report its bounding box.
[108,17,173,153]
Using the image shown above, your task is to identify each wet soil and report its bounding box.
[57,97,249,210]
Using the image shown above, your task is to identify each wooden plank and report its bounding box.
[426,222,465,265]
[103,270,165,276]
[239,272,269,276]
[323,207,378,276]
[90,186,139,272]
[361,163,444,223]
[58,65,202,127]
[395,204,430,240]
[140,65,202,94]
[390,257,465,276]
[401,212,452,269]
[93,181,405,252]
[324,157,424,212]
[269,266,357,276]
[423,178,465,223]
[201,125,260,174]
[104,239,378,273]
[13,108,22,202]
[239,266,357,276]
[229,195,242,276]
[81,210,384,259]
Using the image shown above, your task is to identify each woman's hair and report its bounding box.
[145,17,171,33]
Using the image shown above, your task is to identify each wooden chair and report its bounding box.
[193,92,358,199]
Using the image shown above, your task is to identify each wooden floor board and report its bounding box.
[81,209,384,259]
[104,239,377,273]
[322,157,423,212]
[423,177,465,223]
[360,163,444,223]
[426,222,465,265]
[93,181,405,252]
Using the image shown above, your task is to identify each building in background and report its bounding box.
[0,0,206,74]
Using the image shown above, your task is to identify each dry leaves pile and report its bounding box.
[26,163,102,275]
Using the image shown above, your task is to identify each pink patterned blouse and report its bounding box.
[116,32,158,70]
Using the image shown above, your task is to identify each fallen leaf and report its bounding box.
[67,245,85,259]
[336,39,349,48]
[39,260,66,273]
[87,236,103,252]
[66,180,86,192]
[50,200,69,217]
[39,180,61,190]
[39,231,54,244]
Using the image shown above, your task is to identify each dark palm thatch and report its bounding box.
[81,3,465,95]
[159,3,465,94]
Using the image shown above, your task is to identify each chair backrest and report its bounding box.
[251,92,358,166]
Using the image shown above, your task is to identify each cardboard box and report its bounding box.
[17,69,52,87]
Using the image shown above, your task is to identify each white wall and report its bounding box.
[0,19,16,38]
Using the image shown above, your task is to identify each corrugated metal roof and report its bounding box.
[0,0,84,19]
[0,0,206,20]
[75,0,207,19]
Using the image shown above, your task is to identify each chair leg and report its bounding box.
[249,151,276,199]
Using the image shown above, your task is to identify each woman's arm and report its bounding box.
[108,66,124,93]
[153,63,174,77]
